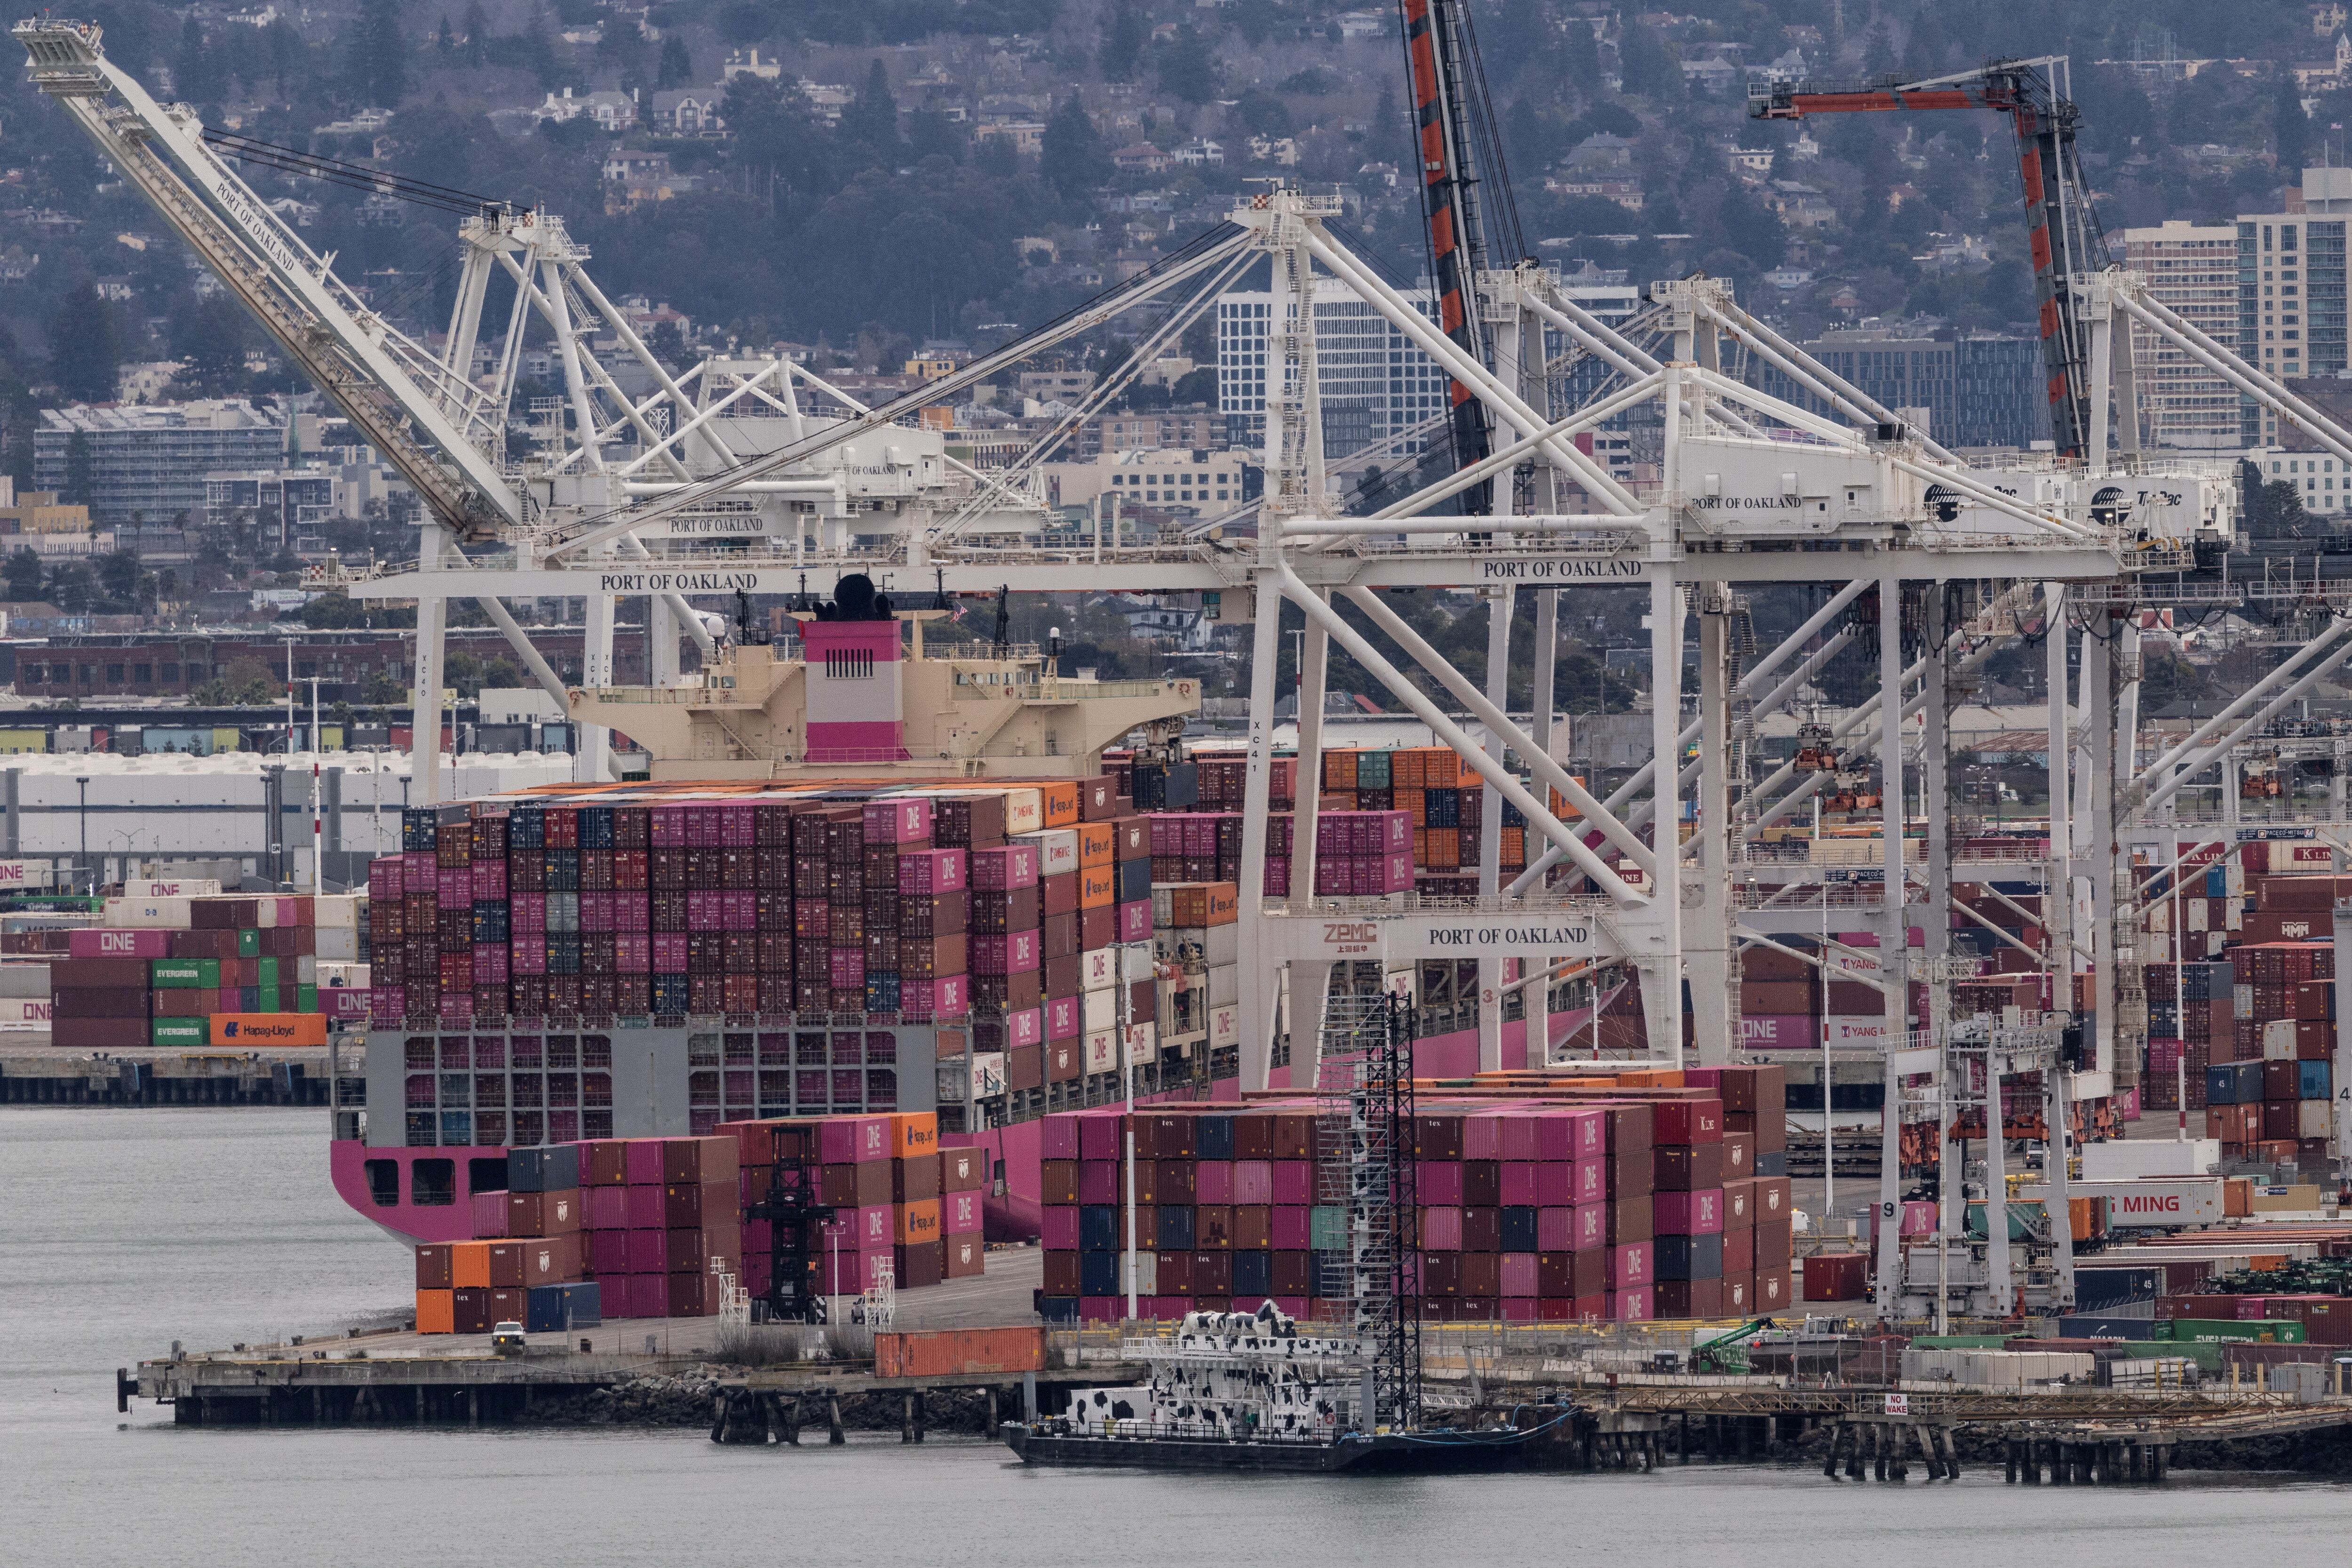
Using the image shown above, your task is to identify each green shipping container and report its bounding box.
[296,983,318,1013]
[1310,1205,1348,1251]
[2109,1340,2224,1373]
[256,986,281,1012]
[2161,1318,2307,1344]
[1356,749,1393,789]
[151,1017,207,1047]
[236,929,260,958]
[257,956,279,987]
[151,958,220,988]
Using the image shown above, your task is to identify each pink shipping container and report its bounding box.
[1500,1252,1539,1296]
[652,933,690,972]
[1233,1160,1274,1205]
[900,975,968,1018]
[68,928,171,958]
[370,988,403,1025]
[1077,1113,1119,1160]
[828,949,866,989]
[615,933,651,973]
[625,1139,667,1184]
[722,891,757,930]
[1501,1162,1540,1206]
[1740,1015,1819,1050]
[818,1246,896,1296]
[850,1204,896,1251]
[1077,1162,1117,1204]
[1416,1161,1464,1204]
[470,1189,509,1237]
[1608,1241,1653,1287]
[945,1191,984,1233]
[329,987,371,1021]
[819,1115,895,1164]
[1654,1189,1724,1236]
[1039,1116,1080,1159]
[1610,1286,1654,1322]
[1422,1206,1464,1250]
[1573,1204,1605,1251]
[686,889,723,929]
[1497,1113,1543,1162]
[970,843,1040,891]
[1501,1297,1540,1324]
[1572,1160,1606,1205]
[588,1229,629,1274]
[1271,1206,1310,1250]
[1462,1114,1504,1160]
[864,798,934,844]
[1273,1161,1312,1205]
[1535,1206,1576,1250]
[1042,1207,1080,1250]
[1533,1163,1574,1205]
[472,861,505,897]
[1118,900,1152,943]
[626,1229,667,1273]
[1006,1006,1044,1049]
[1045,995,1081,1040]
[586,1186,628,1229]
[898,848,967,894]
[1195,1160,1233,1203]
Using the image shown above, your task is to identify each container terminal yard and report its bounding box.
[24,3,2352,1491]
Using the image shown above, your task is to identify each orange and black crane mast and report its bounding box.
[1396,0,1518,513]
[1749,56,2110,460]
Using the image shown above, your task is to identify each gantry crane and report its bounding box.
[1749,57,2108,459]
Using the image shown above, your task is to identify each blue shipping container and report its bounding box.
[525,1280,602,1333]
[2303,1060,2333,1101]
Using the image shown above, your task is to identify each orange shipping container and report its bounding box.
[210,1011,327,1046]
[873,1326,1044,1378]
[1038,781,1081,828]
[1079,866,1117,909]
[415,1288,455,1334]
[450,1240,492,1289]
[1167,882,1239,927]
[1324,750,1359,789]
[1076,822,1117,868]
[896,1198,942,1243]
[1399,788,1427,827]
[892,1111,938,1159]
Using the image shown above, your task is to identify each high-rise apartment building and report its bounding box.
[2122,220,2241,451]
[2237,167,2352,445]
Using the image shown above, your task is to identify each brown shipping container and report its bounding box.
[487,1240,531,1288]
[53,957,151,989]
[1741,981,1817,1015]
[414,1242,455,1290]
[874,1327,1044,1378]
[941,1147,987,1191]
[663,1135,739,1186]
[896,1241,945,1289]
[1653,1144,1724,1191]
[944,1234,985,1279]
[1606,1195,1653,1245]
[1607,1153,1655,1199]
[894,1154,942,1202]
[453,1287,493,1335]
[1720,1132,1753,1178]
[51,1017,151,1049]
[661,1181,731,1228]
[52,987,151,1019]
[823,1160,898,1208]
[520,1232,582,1287]
[508,1189,582,1236]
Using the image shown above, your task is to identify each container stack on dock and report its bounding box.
[2201,941,2335,1162]
[1033,1066,1787,1324]
[49,893,346,1047]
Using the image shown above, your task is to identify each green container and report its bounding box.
[150,1017,207,1047]
[151,958,219,989]
[256,985,281,1012]
[297,982,319,1013]
[1964,1200,2046,1242]
[1910,1335,2019,1349]
[2110,1339,2224,1373]
[257,955,279,987]
[236,929,260,958]
[2163,1318,2307,1344]
[1356,750,1393,789]
[1310,1205,1348,1251]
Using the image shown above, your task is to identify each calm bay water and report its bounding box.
[8,1106,2352,1566]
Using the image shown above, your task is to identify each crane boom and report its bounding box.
[13,18,521,536]
[1750,58,2107,460]
[1397,0,1496,511]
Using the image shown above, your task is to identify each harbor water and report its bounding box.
[8,1106,2352,1566]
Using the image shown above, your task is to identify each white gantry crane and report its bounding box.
[39,22,2345,1318]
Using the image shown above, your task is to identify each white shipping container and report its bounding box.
[2263,1018,2297,1060]
[1124,1249,1157,1297]
[1125,1020,1158,1063]
[313,894,361,929]
[999,788,1041,836]
[2080,1138,2220,1179]
[2300,1100,2332,1139]
[1084,1026,1117,1074]
[316,961,370,988]
[1207,962,1238,1007]
[120,878,221,897]
[2058,1179,2225,1229]
[970,1051,1007,1099]
[0,961,49,998]
[1082,985,1118,1031]
[1155,923,1240,967]
[0,995,51,1022]
[313,927,359,962]
[294,954,317,984]
[1209,1003,1240,1051]
[101,896,192,929]
[1019,827,1079,878]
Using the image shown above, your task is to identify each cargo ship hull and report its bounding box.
[1001,1423,1549,1473]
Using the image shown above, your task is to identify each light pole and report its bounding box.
[73,775,89,895]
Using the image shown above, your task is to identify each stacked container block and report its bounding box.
[52,893,347,1047]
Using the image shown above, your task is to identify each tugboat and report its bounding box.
[1000,1301,1568,1473]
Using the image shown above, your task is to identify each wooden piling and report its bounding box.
[913,1391,926,1444]
[1939,1426,1960,1481]
[1823,1422,1843,1479]
[827,1392,844,1445]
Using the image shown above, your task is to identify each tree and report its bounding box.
[262,18,303,96]
[646,319,689,370]
[1100,3,1145,82]
[60,431,94,507]
[840,61,901,161]
[1041,96,1111,198]
[2277,78,2312,174]
[659,35,693,88]
[460,1,491,67]
[1616,23,1681,101]
[176,15,224,106]
[1157,27,1220,105]
[96,547,140,605]
[2,546,40,603]
[344,0,409,107]
[435,14,455,56]
[170,293,251,389]
[51,283,123,404]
